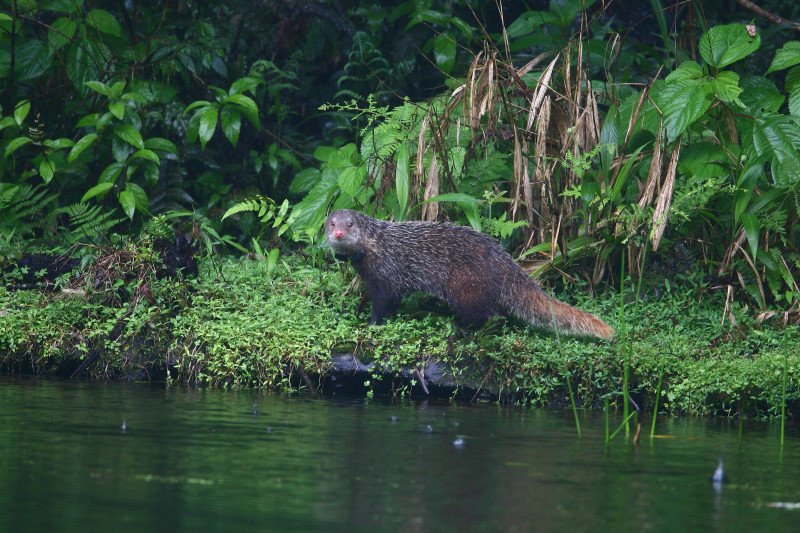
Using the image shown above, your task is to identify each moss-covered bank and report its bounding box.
[1,256,798,418]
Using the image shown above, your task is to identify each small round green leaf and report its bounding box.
[109,101,125,120]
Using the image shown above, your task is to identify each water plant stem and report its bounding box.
[650,364,664,438]
[566,373,582,438]
[619,250,630,437]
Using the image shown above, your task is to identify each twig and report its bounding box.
[735,0,800,32]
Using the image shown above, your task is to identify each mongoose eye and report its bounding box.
[347,222,353,228]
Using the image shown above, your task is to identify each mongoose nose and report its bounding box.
[334,229,344,238]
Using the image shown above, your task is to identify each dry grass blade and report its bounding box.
[516,51,556,78]
[578,81,601,150]
[638,121,663,209]
[532,95,552,242]
[421,156,440,222]
[465,52,496,130]
[525,54,559,132]
[720,228,747,274]
[416,114,429,200]
[651,138,681,251]
[733,240,766,307]
[513,131,534,227]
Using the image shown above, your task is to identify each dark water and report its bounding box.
[1,377,798,532]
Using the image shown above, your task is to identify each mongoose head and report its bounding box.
[325,210,366,258]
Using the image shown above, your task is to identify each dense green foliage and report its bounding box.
[3,0,800,315]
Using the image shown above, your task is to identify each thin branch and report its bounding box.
[735,0,800,32]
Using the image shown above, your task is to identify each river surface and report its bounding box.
[0,376,798,532]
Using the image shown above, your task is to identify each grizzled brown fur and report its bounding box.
[325,209,614,341]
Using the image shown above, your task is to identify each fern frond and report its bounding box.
[0,184,58,236]
[59,203,125,242]
[222,195,277,222]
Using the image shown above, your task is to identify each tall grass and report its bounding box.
[650,363,664,438]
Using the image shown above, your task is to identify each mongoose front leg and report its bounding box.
[368,292,400,325]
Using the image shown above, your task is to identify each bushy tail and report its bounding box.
[509,285,614,341]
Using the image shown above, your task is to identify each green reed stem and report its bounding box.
[650,363,664,438]
[608,411,639,441]
[566,373,582,439]
[619,249,630,437]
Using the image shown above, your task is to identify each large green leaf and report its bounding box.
[39,158,56,184]
[665,61,703,82]
[114,124,144,149]
[419,192,482,204]
[14,100,30,126]
[5,137,32,157]
[85,9,122,37]
[130,149,160,164]
[395,142,410,220]
[289,168,321,194]
[657,79,713,141]
[85,80,112,97]
[125,182,149,213]
[740,213,760,261]
[739,76,784,113]
[47,17,78,50]
[198,107,218,149]
[789,84,800,117]
[221,106,241,147]
[766,41,800,74]
[80,182,114,203]
[98,162,124,184]
[434,32,456,74]
[225,94,260,129]
[751,115,800,185]
[143,137,178,155]
[337,166,365,198]
[678,142,729,179]
[699,23,760,69]
[711,71,743,105]
[118,190,136,220]
[15,39,52,81]
[109,101,125,120]
[42,138,75,150]
[67,133,98,162]
[291,170,339,232]
[505,11,550,38]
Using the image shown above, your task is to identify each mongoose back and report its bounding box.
[325,209,614,341]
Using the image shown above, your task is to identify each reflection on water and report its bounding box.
[0,376,798,532]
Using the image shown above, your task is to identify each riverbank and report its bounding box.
[1,255,797,417]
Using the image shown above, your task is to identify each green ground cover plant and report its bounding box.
[2,254,798,418]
